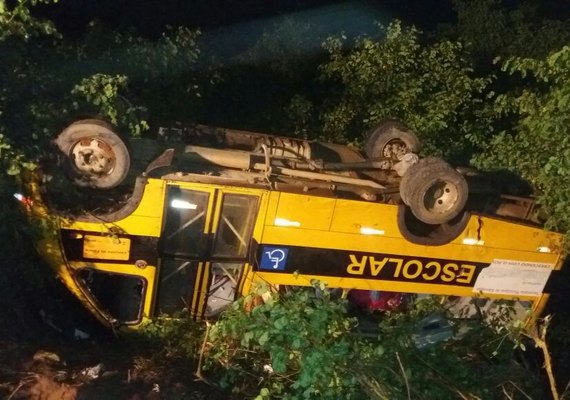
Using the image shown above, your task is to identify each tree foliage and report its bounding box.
[309,21,491,163]
[0,0,58,41]
[76,22,204,124]
[474,47,570,235]
[445,0,570,63]
[0,1,207,178]
[202,17,326,134]
[0,0,57,174]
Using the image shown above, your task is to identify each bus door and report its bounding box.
[154,184,259,318]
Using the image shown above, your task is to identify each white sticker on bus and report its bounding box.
[473,259,553,296]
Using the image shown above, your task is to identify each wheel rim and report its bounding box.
[382,138,409,160]
[422,180,459,216]
[70,138,116,176]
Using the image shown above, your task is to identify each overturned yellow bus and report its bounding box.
[20,119,565,330]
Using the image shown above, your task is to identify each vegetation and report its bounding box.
[1,0,570,398]
[474,47,570,235]
[133,285,547,399]
[314,21,491,162]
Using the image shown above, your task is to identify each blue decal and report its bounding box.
[260,247,289,271]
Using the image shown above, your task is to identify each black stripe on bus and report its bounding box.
[255,243,491,288]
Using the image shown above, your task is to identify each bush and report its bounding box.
[204,285,546,399]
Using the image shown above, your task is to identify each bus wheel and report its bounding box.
[399,157,448,205]
[364,119,420,161]
[397,205,470,246]
[402,158,468,225]
[55,119,130,189]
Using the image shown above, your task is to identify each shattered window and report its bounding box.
[77,269,144,324]
[204,262,242,317]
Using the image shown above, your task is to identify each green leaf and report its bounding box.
[274,316,288,330]
[258,332,269,346]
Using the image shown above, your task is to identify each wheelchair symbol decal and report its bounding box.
[260,247,289,271]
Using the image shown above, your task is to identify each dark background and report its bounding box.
[34,0,569,37]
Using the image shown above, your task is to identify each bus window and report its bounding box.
[76,269,144,324]
[154,259,199,316]
[204,263,242,317]
[212,194,257,258]
[162,187,210,257]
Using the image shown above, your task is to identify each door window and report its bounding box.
[204,262,242,317]
[162,187,210,257]
[154,258,199,316]
[212,194,257,258]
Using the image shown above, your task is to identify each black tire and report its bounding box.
[399,157,448,205]
[54,119,130,189]
[364,119,420,160]
[404,159,468,225]
[397,205,471,246]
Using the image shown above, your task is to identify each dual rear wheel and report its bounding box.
[400,157,468,225]
[365,121,468,226]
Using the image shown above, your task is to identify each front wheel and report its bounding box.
[54,119,130,189]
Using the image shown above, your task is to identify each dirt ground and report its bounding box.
[0,275,229,400]
[0,332,228,400]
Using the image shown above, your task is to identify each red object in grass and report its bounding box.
[349,290,404,311]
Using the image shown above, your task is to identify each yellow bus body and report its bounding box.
[25,175,565,330]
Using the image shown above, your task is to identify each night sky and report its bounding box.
[34,0,456,37]
[31,0,570,55]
